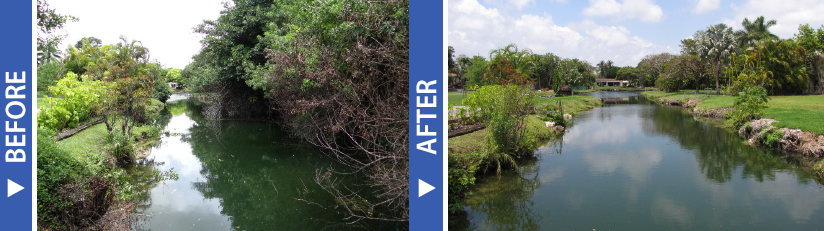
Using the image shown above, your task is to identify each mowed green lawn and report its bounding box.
[642,91,824,135]
[449,91,470,106]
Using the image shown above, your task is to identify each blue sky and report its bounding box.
[449,0,824,66]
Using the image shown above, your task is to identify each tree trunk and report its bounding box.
[715,60,721,95]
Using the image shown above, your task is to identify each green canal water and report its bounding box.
[452,91,824,231]
[131,95,400,230]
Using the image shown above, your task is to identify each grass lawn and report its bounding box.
[449,91,471,106]
[533,95,602,114]
[56,123,110,169]
[448,116,552,156]
[642,91,824,135]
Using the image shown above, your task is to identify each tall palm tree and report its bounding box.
[696,23,739,95]
[736,16,778,48]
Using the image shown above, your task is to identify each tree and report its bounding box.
[74,37,102,48]
[37,0,77,64]
[596,60,614,79]
[616,66,639,82]
[795,24,824,94]
[165,68,183,84]
[736,16,778,49]
[464,56,489,87]
[529,53,561,90]
[696,23,738,95]
[486,44,534,85]
[637,53,676,87]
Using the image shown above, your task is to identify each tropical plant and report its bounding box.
[736,16,779,49]
[696,23,739,95]
[726,85,770,128]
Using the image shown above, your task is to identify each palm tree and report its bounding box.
[737,16,778,48]
[696,23,739,95]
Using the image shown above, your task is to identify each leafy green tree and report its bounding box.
[795,24,824,93]
[165,68,183,84]
[637,53,676,87]
[464,56,489,87]
[736,16,779,49]
[529,53,561,90]
[727,85,770,128]
[616,66,639,82]
[74,37,102,48]
[37,0,77,64]
[696,23,739,95]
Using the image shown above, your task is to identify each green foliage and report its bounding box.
[37,0,77,64]
[37,60,62,95]
[37,72,107,130]
[464,84,535,156]
[464,56,489,87]
[152,81,173,103]
[165,68,183,84]
[760,128,784,148]
[36,128,87,229]
[448,152,480,213]
[726,85,770,128]
[105,127,134,165]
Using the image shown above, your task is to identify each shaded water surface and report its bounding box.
[132,95,399,230]
[453,91,824,231]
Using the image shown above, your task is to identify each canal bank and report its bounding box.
[448,91,603,216]
[640,91,824,178]
[450,92,824,230]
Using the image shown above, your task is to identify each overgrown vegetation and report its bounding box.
[189,0,410,222]
[726,85,770,128]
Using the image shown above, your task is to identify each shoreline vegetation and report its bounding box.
[640,91,824,178]
[447,88,602,212]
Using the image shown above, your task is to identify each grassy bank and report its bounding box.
[38,99,167,229]
[641,91,824,135]
[448,94,601,212]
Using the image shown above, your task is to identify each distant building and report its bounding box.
[167,82,178,89]
[595,78,630,87]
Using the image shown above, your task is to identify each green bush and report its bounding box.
[37,72,107,130]
[726,85,770,128]
[152,81,173,103]
[106,128,134,165]
[448,152,480,213]
[37,61,62,96]
[36,128,87,229]
[463,84,535,155]
[760,128,784,148]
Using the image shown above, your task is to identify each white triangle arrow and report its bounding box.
[418,179,435,197]
[8,179,23,197]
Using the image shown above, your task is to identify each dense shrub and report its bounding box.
[106,127,134,165]
[152,81,173,103]
[37,60,62,96]
[37,72,106,130]
[464,84,535,155]
[726,85,770,128]
[36,128,88,229]
[448,152,480,213]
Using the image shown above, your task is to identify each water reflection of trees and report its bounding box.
[641,105,815,184]
[461,158,543,231]
[183,119,400,230]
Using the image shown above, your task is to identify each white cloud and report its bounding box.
[692,0,720,14]
[582,0,664,23]
[724,0,824,39]
[448,0,673,66]
[508,0,535,9]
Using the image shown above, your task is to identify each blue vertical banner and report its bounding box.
[409,0,444,230]
[0,0,34,230]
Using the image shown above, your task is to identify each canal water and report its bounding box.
[131,95,399,230]
[453,91,824,230]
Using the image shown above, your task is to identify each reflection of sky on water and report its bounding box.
[461,101,824,230]
[139,113,232,231]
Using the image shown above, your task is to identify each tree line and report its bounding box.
[449,16,824,96]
